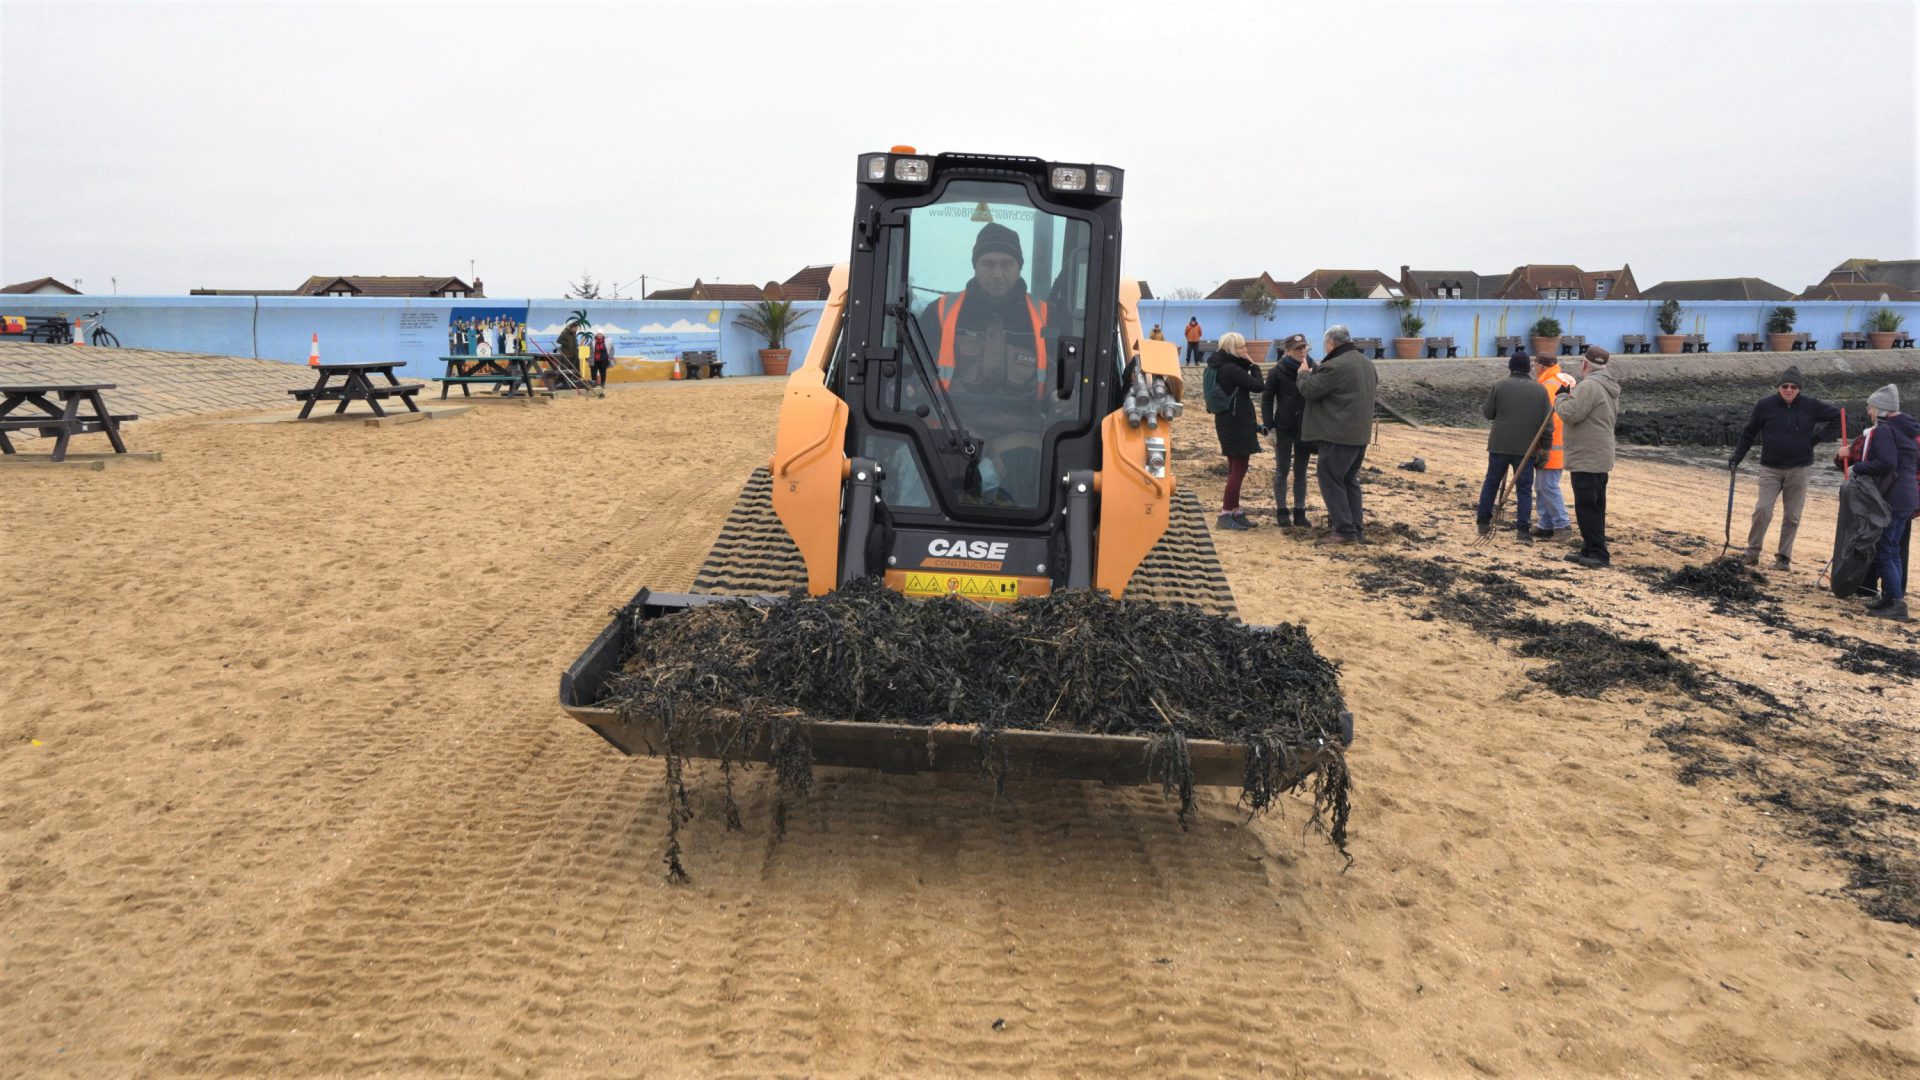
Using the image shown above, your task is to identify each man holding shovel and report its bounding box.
[1728,365,1842,570]
[1476,350,1552,542]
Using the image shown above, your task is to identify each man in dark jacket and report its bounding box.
[1298,324,1380,545]
[1259,332,1315,527]
[1853,384,1919,620]
[1729,366,1842,569]
[1477,353,1552,541]
[1207,333,1266,529]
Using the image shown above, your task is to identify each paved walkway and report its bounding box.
[0,342,313,421]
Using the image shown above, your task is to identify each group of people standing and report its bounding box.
[1476,345,1621,566]
[1204,325,1377,545]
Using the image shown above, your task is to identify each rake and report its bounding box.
[1474,407,1556,548]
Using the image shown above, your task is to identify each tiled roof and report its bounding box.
[780,265,836,301]
[293,275,478,297]
[1642,277,1793,302]
[1401,270,1496,299]
[1820,259,1920,293]
[1796,280,1920,302]
[1295,268,1398,295]
[1207,273,1307,300]
[1,276,81,294]
[646,279,771,301]
[1488,264,1637,300]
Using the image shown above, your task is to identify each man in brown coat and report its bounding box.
[1555,346,1622,567]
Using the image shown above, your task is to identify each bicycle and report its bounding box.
[40,310,120,347]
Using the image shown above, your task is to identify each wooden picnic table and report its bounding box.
[435,354,541,399]
[290,361,424,419]
[0,382,136,462]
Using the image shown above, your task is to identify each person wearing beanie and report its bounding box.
[1475,351,1553,541]
[1258,333,1318,527]
[1184,317,1204,366]
[1554,346,1622,567]
[1852,384,1918,620]
[1528,351,1578,538]
[1728,365,1842,569]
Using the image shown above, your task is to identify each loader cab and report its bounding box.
[832,151,1126,564]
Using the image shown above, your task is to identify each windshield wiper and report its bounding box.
[889,302,977,459]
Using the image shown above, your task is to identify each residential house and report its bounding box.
[1487,263,1639,301]
[1206,272,1309,300]
[1397,266,1497,300]
[1796,280,1920,302]
[1,277,82,295]
[644,278,775,301]
[776,265,837,301]
[191,275,483,298]
[1641,277,1793,302]
[1292,268,1401,299]
[1798,259,1920,301]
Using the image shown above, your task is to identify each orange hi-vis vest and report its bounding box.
[1536,363,1577,469]
[935,292,1048,393]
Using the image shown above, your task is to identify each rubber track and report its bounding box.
[691,468,1239,618]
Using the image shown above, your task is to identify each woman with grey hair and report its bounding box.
[1205,332,1267,529]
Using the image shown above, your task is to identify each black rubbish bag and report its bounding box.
[1829,475,1893,599]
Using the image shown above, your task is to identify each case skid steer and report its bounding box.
[561,149,1351,785]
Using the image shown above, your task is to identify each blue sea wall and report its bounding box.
[3,292,1917,378]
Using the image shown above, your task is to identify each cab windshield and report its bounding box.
[870,179,1091,513]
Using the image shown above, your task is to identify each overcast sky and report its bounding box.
[2,0,1914,298]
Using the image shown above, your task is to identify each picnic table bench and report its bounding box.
[1494,335,1523,356]
[1840,331,1868,349]
[0,383,136,462]
[1896,332,1916,348]
[1791,332,1818,350]
[1736,333,1763,352]
[1352,337,1385,360]
[1619,334,1651,353]
[291,361,424,418]
[1423,336,1458,358]
[1558,334,1588,356]
[435,355,541,399]
[1682,334,1711,353]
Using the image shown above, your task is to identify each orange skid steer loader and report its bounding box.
[561,149,1350,785]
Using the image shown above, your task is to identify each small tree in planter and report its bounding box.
[1529,315,1563,360]
[1765,305,1798,352]
[1239,283,1277,361]
[732,299,814,376]
[1387,296,1427,358]
[1866,307,1905,349]
[1654,299,1685,354]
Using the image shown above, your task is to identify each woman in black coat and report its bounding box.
[1259,332,1315,528]
[1207,332,1266,530]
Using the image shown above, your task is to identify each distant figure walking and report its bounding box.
[1728,365,1842,570]
[1298,324,1380,546]
[1260,332,1316,528]
[1476,352,1552,542]
[1555,346,1621,568]
[591,333,613,388]
[1205,332,1266,530]
[1184,317,1203,366]
[1149,324,1165,342]
[1853,384,1918,620]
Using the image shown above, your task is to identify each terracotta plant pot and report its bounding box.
[1244,339,1272,363]
[1766,333,1797,352]
[1655,334,1686,354]
[758,348,791,377]
[1392,337,1426,360]
[1530,336,1561,359]
[1869,331,1898,350]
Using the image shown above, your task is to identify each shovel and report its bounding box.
[1720,463,1738,558]
[1476,408,1556,548]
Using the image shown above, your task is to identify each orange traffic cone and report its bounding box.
[671,358,686,380]
[71,318,84,347]
[308,333,320,367]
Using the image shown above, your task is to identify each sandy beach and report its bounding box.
[3,374,1916,1078]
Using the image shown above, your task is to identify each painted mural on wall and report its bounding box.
[446,305,531,356]
[526,303,725,380]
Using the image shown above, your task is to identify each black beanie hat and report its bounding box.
[972,223,1023,266]
[1508,354,1531,374]
[1779,365,1803,386]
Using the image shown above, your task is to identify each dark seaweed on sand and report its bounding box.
[1657,557,1767,606]
[601,578,1353,881]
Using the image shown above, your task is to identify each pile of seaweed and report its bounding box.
[600,578,1353,881]
[1656,556,1767,607]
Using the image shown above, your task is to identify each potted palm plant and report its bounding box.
[732,299,813,377]
[1239,283,1276,362]
[1865,307,1905,350]
[1387,296,1425,359]
[1654,299,1685,354]
[1529,315,1562,360]
[1765,305,1798,352]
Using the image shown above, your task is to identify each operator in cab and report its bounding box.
[915,221,1054,506]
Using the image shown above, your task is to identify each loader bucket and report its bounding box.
[560,589,1353,789]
